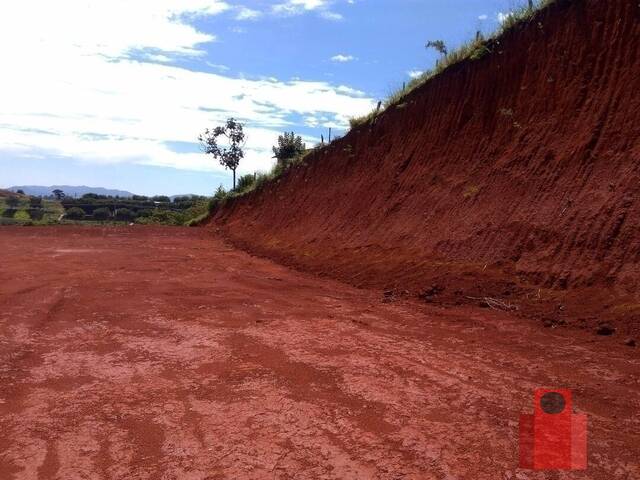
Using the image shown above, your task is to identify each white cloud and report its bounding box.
[335,85,366,97]
[0,1,375,176]
[236,6,262,20]
[407,70,423,79]
[478,14,488,20]
[277,0,328,11]
[0,0,231,58]
[330,54,355,63]
[146,54,174,64]
[320,11,344,21]
[206,62,231,72]
[272,0,342,20]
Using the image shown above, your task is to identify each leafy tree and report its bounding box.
[115,208,134,221]
[16,189,25,195]
[82,193,103,200]
[52,189,65,200]
[28,208,44,221]
[65,207,85,220]
[93,207,111,221]
[199,118,246,189]
[272,131,306,164]
[30,197,43,208]
[6,196,20,208]
[426,40,448,56]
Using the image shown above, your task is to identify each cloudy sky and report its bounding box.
[0,0,529,195]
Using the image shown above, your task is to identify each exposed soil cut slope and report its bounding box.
[212,0,640,336]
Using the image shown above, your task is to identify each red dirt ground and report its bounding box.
[213,0,640,336]
[1,226,638,479]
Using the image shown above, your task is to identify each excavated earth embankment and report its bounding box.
[212,0,640,337]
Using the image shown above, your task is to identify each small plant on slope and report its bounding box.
[65,207,85,220]
[272,132,306,167]
[425,40,448,56]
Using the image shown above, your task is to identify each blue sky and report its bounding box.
[0,0,530,196]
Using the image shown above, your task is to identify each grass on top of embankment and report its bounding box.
[349,0,558,129]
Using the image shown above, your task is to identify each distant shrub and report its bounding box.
[136,210,184,226]
[14,210,31,221]
[5,196,20,208]
[173,196,197,209]
[82,193,103,200]
[65,207,86,220]
[28,208,44,221]
[2,209,17,218]
[29,197,43,208]
[93,207,111,221]
[137,209,153,218]
[115,208,134,221]
[151,195,171,203]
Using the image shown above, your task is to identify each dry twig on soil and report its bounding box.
[465,296,519,311]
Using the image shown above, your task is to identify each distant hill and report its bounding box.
[8,185,136,198]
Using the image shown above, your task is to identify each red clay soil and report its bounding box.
[0,226,639,479]
[0,190,23,198]
[212,0,640,337]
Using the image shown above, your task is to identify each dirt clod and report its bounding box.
[596,324,616,336]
